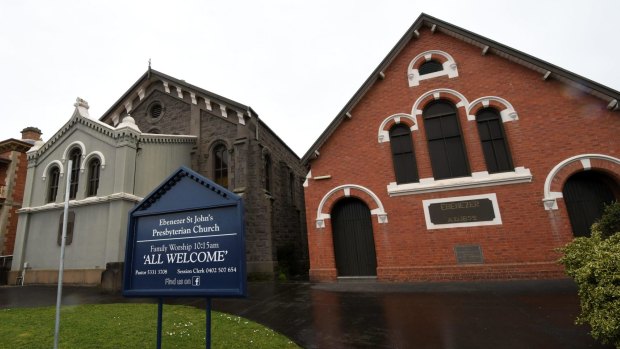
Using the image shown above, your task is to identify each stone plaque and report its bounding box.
[455,245,484,264]
[428,198,495,225]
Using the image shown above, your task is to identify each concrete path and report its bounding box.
[0,279,613,348]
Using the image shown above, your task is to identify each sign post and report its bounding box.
[123,167,246,348]
[54,159,72,349]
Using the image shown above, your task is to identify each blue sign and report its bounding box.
[123,166,246,297]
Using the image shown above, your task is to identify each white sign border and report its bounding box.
[422,193,502,230]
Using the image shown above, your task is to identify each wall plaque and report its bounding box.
[455,245,484,264]
[422,193,502,229]
[428,198,495,225]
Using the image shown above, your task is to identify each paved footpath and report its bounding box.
[0,279,613,349]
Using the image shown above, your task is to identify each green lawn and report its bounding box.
[0,303,301,348]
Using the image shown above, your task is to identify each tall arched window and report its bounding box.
[213,144,228,188]
[47,166,60,203]
[476,108,514,173]
[87,158,101,197]
[423,100,470,179]
[264,154,272,193]
[389,124,418,184]
[68,148,82,199]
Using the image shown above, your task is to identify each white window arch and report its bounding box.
[408,50,458,87]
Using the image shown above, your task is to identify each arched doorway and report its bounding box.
[563,171,617,237]
[331,198,377,277]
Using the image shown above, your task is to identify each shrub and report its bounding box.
[560,201,620,348]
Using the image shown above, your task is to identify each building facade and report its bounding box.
[0,128,39,284]
[11,70,308,286]
[302,14,620,282]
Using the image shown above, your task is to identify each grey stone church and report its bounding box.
[10,69,308,286]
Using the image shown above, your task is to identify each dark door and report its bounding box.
[563,171,616,237]
[332,198,377,276]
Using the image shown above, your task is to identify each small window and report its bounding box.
[389,124,419,184]
[87,158,101,197]
[423,100,470,179]
[57,211,75,246]
[476,108,514,173]
[68,148,82,199]
[264,154,272,193]
[47,166,60,203]
[149,102,163,119]
[213,144,228,188]
[419,60,443,75]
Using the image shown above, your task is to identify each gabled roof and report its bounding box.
[100,69,257,123]
[301,13,620,165]
[99,69,301,159]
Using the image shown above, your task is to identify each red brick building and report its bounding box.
[302,14,620,282]
[0,127,40,283]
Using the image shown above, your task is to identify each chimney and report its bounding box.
[21,127,42,141]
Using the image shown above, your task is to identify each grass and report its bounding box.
[0,303,301,348]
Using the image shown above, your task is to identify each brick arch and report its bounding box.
[468,96,519,122]
[407,50,459,87]
[315,184,388,228]
[412,88,469,117]
[378,113,417,143]
[542,154,620,210]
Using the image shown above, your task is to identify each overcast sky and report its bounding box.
[2,0,619,157]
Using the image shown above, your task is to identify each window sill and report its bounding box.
[387,167,532,196]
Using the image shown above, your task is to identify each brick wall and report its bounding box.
[304,28,620,282]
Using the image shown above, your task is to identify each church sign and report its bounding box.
[422,193,502,229]
[123,166,246,297]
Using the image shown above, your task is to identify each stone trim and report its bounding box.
[315,184,388,228]
[378,113,418,143]
[387,167,532,196]
[17,192,143,213]
[407,50,459,87]
[542,154,620,210]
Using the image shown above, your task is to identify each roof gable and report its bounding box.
[301,13,620,165]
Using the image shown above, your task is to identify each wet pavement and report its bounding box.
[0,279,612,349]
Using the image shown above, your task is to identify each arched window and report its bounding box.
[419,60,443,75]
[213,144,228,188]
[389,124,418,184]
[47,166,60,203]
[264,154,272,193]
[476,108,513,173]
[87,158,101,197]
[423,100,469,179]
[68,148,82,199]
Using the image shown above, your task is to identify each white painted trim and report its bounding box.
[41,160,65,181]
[411,88,470,116]
[387,167,532,196]
[378,113,418,143]
[422,193,502,229]
[303,170,311,188]
[17,192,143,213]
[408,50,459,87]
[315,184,388,228]
[83,151,106,171]
[542,154,620,210]
[61,141,86,164]
[468,96,519,122]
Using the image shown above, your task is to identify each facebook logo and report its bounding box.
[192,276,200,286]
